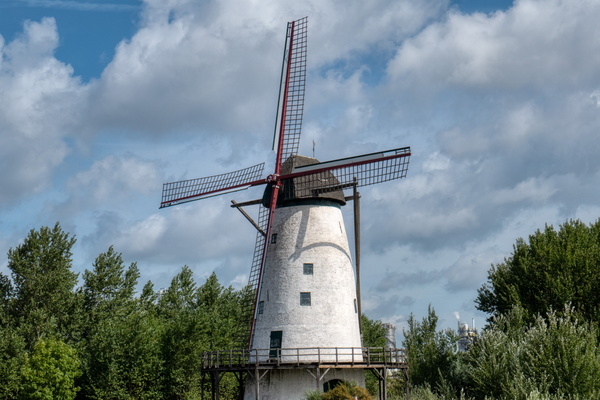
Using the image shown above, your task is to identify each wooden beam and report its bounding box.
[231,200,266,236]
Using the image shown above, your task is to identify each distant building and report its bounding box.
[382,323,397,349]
[457,319,479,352]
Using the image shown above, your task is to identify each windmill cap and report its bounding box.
[262,155,347,207]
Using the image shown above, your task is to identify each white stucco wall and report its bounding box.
[244,201,367,399]
[251,202,362,358]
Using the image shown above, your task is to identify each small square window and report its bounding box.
[303,263,313,275]
[258,301,264,314]
[271,233,277,244]
[300,292,311,306]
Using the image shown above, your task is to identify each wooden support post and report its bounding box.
[235,372,245,400]
[316,367,321,391]
[353,180,362,335]
[210,371,221,400]
[255,364,260,400]
[382,367,388,400]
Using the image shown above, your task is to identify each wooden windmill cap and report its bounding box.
[262,155,347,207]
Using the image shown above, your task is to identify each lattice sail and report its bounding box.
[160,163,265,208]
[288,147,411,195]
[273,17,308,164]
[234,205,269,348]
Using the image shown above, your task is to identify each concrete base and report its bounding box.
[244,368,365,400]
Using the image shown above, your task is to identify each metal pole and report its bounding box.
[353,180,363,334]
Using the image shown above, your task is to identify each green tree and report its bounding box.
[6,223,78,346]
[476,219,600,323]
[82,246,139,316]
[0,272,12,326]
[402,306,461,397]
[140,280,159,308]
[159,269,245,399]
[79,308,163,400]
[360,314,388,396]
[467,306,600,399]
[78,247,163,399]
[19,338,81,400]
[0,325,26,399]
[197,272,243,350]
[361,314,387,348]
[159,266,206,399]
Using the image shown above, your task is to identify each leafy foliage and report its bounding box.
[77,246,163,399]
[402,305,461,395]
[361,314,387,348]
[6,223,78,346]
[321,380,372,400]
[467,306,600,400]
[476,219,600,323]
[0,325,26,399]
[19,338,81,400]
[8,219,600,400]
[360,314,388,395]
[0,225,249,400]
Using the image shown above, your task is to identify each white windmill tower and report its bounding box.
[160,17,410,400]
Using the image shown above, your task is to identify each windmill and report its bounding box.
[160,17,410,399]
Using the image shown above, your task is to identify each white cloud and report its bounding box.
[388,0,600,91]
[3,0,600,332]
[0,17,84,205]
[423,151,450,172]
[86,0,449,141]
[67,155,160,205]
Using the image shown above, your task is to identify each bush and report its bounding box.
[321,380,372,400]
[467,306,600,399]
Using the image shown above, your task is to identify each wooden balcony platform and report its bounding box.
[201,347,408,400]
[202,346,407,371]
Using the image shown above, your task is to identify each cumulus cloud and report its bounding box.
[0,17,85,205]
[388,0,600,91]
[3,0,600,330]
[85,0,449,143]
[69,155,159,203]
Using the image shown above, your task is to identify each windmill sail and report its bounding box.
[160,163,265,208]
[289,147,411,192]
[245,17,309,348]
[272,16,308,167]
[234,205,269,347]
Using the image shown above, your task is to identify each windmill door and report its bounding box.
[269,330,282,359]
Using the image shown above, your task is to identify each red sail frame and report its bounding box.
[250,17,305,348]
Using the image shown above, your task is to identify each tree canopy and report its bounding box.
[476,219,600,323]
[10,219,600,400]
[0,223,248,399]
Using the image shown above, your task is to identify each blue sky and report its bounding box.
[2,0,599,338]
[0,0,140,81]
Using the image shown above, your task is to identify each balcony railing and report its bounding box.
[202,347,406,369]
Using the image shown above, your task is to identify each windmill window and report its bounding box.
[271,233,277,244]
[258,301,264,314]
[300,292,311,306]
[303,263,313,275]
[354,299,358,313]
